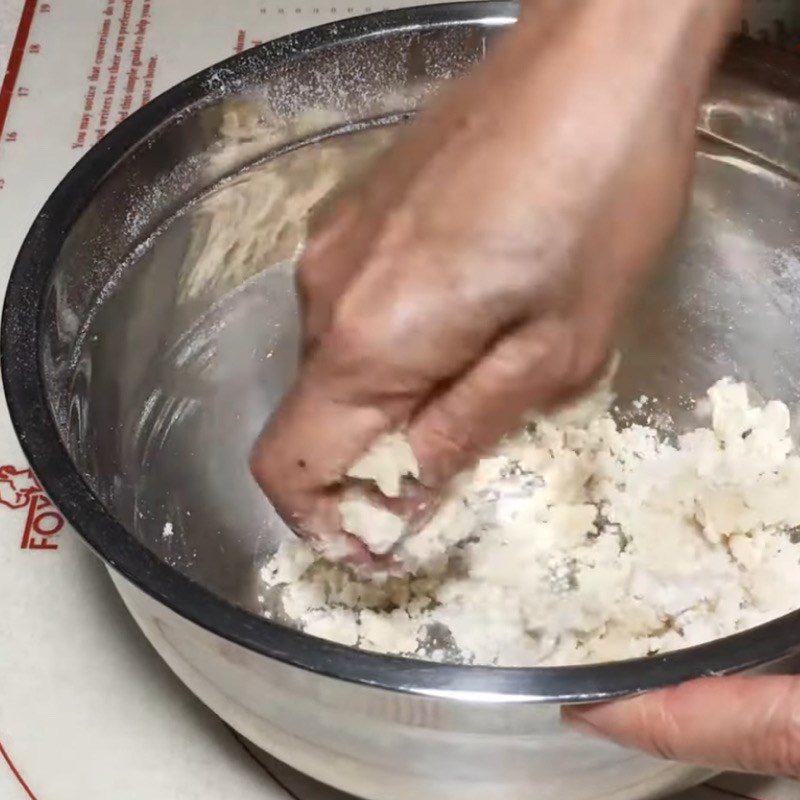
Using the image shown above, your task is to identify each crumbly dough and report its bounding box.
[346,431,419,497]
[340,470,477,570]
[259,378,800,666]
[340,431,425,555]
[340,498,407,555]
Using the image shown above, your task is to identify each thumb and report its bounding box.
[563,675,800,778]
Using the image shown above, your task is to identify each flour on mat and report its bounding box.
[259,377,800,666]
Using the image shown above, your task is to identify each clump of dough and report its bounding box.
[339,498,406,555]
[260,377,800,666]
[346,432,419,497]
[341,431,477,568]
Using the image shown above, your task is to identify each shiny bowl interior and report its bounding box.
[5,2,800,699]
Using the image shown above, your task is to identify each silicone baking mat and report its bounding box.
[0,2,798,798]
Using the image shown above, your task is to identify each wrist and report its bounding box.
[517,0,742,47]
[512,0,740,101]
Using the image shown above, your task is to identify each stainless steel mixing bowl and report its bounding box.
[5,4,800,798]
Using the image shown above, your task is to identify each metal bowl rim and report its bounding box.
[4,1,800,702]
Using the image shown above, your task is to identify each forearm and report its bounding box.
[512,0,742,108]
[468,0,742,196]
[518,0,743,40]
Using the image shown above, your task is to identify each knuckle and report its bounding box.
[323,298,395,376]
[641,727,679,763]
[771,731,800,779]
[319,303,422,410]
[637,690,683,762]
[755,682,800,778]
[488,343,533,386]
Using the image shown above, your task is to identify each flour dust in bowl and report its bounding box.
[5,5,800,800]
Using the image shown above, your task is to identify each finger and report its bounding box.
[250,360,392,538]
[562,675,800,778]
[250,378,429,567]
[252,286,450,553]
[407,315,607,487]
[260,215,539,549]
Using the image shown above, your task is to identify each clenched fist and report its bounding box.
[251,0,739,560]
